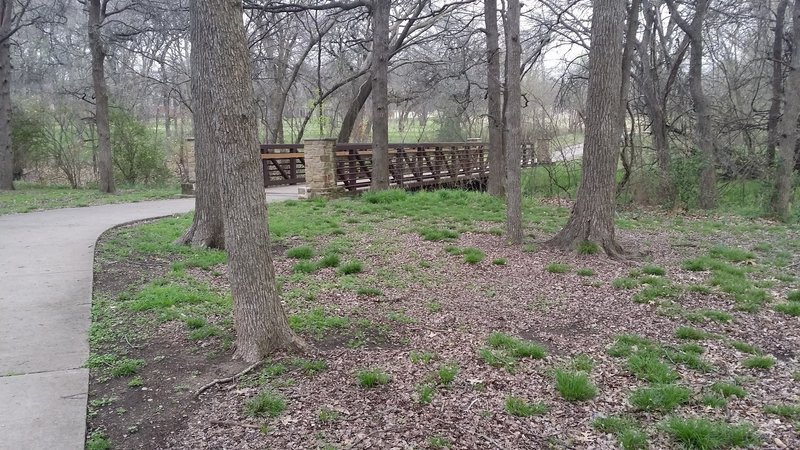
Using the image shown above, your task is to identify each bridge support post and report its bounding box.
[299,139,343,199]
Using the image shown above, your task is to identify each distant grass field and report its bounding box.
[0,182,182,215]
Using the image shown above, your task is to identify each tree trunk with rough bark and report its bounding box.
[548,0,626,257]
[667,0,716,209]
[0,0,13,190]
[767,0,788,168]
[772,0,800,221]
[504,0,522,244]
[371,0,390,190]
[190,0,305,361]
[486,0,505,197]
[88,0,115,194]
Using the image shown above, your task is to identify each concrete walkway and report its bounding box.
[0,185,299,450]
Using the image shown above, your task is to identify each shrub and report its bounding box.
[110,109,172,185]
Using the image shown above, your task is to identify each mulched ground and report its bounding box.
[89,215,799,449]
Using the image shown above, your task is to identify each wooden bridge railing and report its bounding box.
[333,142,539,192]
[260,140,544,192]
[260,144,305,187]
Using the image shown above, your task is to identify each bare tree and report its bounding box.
[371,0,389,189]
[772,0,799,221]
[666,0,717,209]
[548,0,626,256]
[87,0,114,193]
[191,0,304,360]
[485,0,504,197]
[504,0,522,243]
[766,0,789,168]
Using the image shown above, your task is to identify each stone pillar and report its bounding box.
[299,139,343,199]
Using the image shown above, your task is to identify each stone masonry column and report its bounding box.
[299,139,343,199]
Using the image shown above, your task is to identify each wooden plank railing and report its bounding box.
[259,141,541,190]
[260,144,305,187]
[333,142,539,192]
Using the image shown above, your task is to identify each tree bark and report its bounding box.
[88,0,115,194]
[504,0,522,244]
[547,0,626,257]
[486,0,505,197]
[0,0,13,190]
[772,0,800,221]
[667,0,716,209]
[766,0,788,168]
[371,0,390,190]
[190,0,305,361]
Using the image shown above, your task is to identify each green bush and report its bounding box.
[110,109,171,185]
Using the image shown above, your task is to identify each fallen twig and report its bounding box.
[195,361,262,398]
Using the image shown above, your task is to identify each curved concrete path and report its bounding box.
[0,186,298,450]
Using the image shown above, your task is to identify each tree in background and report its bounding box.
[87,0,114,193]
[485,0,504,197]
[504,0,522,244]
[370,0,390,190]
[772,0,799,221]
[548,0,626,256]
[190,0,304,360]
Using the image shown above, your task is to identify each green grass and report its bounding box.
[357,368,390,388]
[338,260,364,275]
[436,364,459,386]
[571,354,594,372]
[491,258,507,265]
[293,358,328,375]
[675,326,710,340]
[244,391,286,417]
[409,351,436,364]
[486,332,546,359]
[126,279,229,313]
[419,228,459,241]
[356,287,382,297]
[612,277,639,289]
[742,355,774,370]
[628,384,691,412]
[318,407,340,422]
[427,435,452,449]
[0,183,181,215]
[607,334,659,358]
[85,431,112,450]
[709,245,754,262]
[185,317,207,329]
[774,302,800,316]
[286,245,314,259]
[110,358,144,378]
[787,290,800,302]
[546,262,571,273]
[593,416,648,450]
[188,325,220,340]
[462,247,486,264]
[627,351,679,383]
[554,370,597,401]
[642,264,666,276]
[710,382,746,398]
[505,396,548,417]
[288,308,348,337]
[576,240,600,255]
[416,384,435,404]
[576,268,595,276]
[663,417,759,449]
[317,253,341,268]
[701,394,727,408]
[478,347,516,370]
[763,403,800,419]
[729,340,760,354]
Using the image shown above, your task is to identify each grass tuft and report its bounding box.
[612,277,639,289]
[546,262,571,274]
[576,268,595,276]
[286,245,314,259]
[419,228,459,241]
[642,265,666,276]
[357,368,390,388]
[629,384,692,412]
[675,326,710,340]
[742,355,774,370]
[710,382,746,398]
[554,370,597,401]
[763,403,800,419]
[491,258,507,265]
[774,302,800,316]
[663,417,759,449]
[462,247,486,264]
[576,240,600,255]
[338,260,364,275]
[417,384,435,404]
[317,253,341,268]
[245,391,286,418]
[436,364,459,386]
[505,396,549,417]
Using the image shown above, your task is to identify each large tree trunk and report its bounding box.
[504,0,522,244]
[371,0,390,190]
[485,0,505,197]
[0,0,13,190]
[88,0,115,194]
[190,0,304,361]
[667,0,716,209]
[772,0,800,221]
[548,0,626,257]
[338,80,372,143]
[766,0,788,168]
